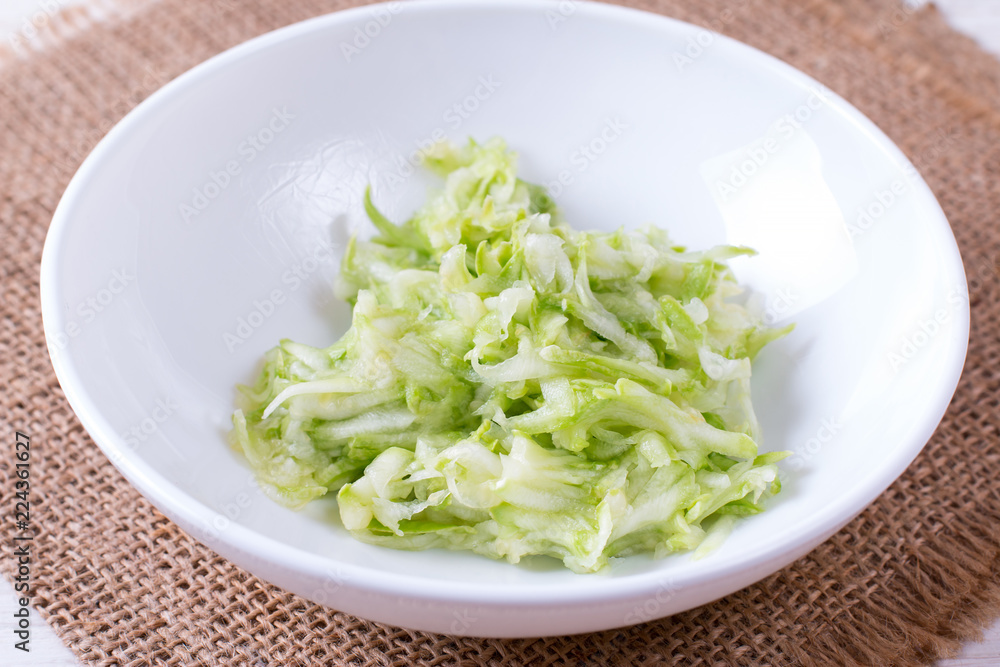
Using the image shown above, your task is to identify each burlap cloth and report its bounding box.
[1,0,999,664]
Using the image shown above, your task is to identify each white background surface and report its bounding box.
[2,0,999,664]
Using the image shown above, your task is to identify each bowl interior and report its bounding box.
[42,0,968,610]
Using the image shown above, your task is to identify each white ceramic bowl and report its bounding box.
[40,0,968,637]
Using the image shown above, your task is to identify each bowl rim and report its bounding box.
[40,0,970,609]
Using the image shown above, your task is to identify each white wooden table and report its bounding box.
[1,0,998,664]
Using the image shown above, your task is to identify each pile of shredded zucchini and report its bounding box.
[231,138,789,573]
